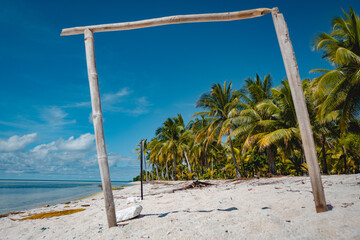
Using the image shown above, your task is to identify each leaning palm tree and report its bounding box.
[311,7,360,133]
[193,81,242,178]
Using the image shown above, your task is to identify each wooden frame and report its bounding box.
[61,7,327,227]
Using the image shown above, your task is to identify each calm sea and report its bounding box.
[0,180,131,214]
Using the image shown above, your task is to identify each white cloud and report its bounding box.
[60,87,151,117]
[31,133,96,157]
[102,88,131,103]
[81,152,137,167]
[63,101,91,108]
[0,133,37,152]
[59,133,95,151]
[0,133,137,179]
[126,97,151,116]
[40,106,76,126]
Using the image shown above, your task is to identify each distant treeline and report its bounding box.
[134,7,360,181]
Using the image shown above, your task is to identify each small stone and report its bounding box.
[126,197,142,204]
[225,230,228,233]
[116,205,143,222]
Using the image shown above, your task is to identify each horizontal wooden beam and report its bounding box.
[60,8,271,36]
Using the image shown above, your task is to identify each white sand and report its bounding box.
[1,174,359,240]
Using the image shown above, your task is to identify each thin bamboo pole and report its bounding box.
[60,8,271,36]
[84,28,117,227]
[140,140,144,200]
[271,8,327,213]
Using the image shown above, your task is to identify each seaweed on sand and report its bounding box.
[19,209,85,220]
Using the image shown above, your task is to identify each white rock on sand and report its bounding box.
[0,174,360,240]
[116,205,143,222]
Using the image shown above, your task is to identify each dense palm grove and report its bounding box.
[134,8,360,181]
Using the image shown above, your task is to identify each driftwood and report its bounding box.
[175,180,213,191]
[60,8,271,36]
[142,180,214,196]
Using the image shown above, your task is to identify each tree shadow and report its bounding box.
[139,207,238,219]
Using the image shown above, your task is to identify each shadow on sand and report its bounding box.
[139,207,238,219]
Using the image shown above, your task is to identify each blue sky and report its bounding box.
[0,0,359,181]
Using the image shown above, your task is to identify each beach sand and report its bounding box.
[1,174,359,240]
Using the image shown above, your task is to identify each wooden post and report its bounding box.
[140,140,144,200]
[84,28,117,227]
[271,8,327,213]
[61,8,271,36]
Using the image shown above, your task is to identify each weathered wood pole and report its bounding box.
[271,8,327,213]
[61,8,271,36]
[84,28,117,226]
[140,140,144,200]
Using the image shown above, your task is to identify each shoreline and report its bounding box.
[0,180,132,215]
[1,174,359,239]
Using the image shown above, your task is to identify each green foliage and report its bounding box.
[134,8,360,181]
[312,7,360,133]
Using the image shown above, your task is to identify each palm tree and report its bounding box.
[243,74,272,104]
[191,116,212,174]
[155,114,185,180]
[232,74,281,175]
[311,7,360,133]
[193,81,243,178]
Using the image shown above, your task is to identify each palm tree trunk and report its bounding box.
[204,146,208,170]
[342,145,347,174]
[229,137,242,178]
[165,160,169,180]
[184,151,192,173]
[300,145,306,176]
[266,144,277,175]
[145,161,149,181]
[354,155,360,174]
[242,160,247,178]
[200,153,204,175]
[321,134,328,174]
[155,163,159,180]
[172,147,178,180]
[161,163,164,179]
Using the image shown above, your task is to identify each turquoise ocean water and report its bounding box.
[0,180,130,214]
